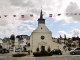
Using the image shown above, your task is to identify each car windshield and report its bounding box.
[53,49,60,51]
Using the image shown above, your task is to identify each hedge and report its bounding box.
[12,53,27,57]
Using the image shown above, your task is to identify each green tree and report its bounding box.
[72,37,76,41]
[10,34,15,40]
[36,47,39,52]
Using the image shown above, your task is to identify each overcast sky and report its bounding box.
[0,0,80,39]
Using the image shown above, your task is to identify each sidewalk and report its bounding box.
[62,51,70,55]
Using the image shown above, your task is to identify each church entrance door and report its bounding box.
[41,46,45,51]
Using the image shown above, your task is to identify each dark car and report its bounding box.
[70,48,80,55]
[0,48,9,53]
[51,49,62,55]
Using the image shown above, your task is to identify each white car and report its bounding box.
[9,48,13,51]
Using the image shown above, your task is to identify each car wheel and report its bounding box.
[72,52,75,55]
[59,53,62,55]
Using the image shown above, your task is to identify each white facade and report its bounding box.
[30,24,53,52]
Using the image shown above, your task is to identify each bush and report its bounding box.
[0,48,9,54]
[12,53,27,57]
[68,47,71,51]
[36,47,39,52]
[33,51,52,57]
[47,47,51,52]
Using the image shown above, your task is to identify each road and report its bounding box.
[0,51,80,60]
[0,56,80,60]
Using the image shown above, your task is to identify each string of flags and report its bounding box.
[0,13,80,18]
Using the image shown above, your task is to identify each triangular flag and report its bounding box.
[57,14,61,16]
[30,14,33,17]
[21,15,24,18]
[70,13,73,15]
[40,14,44,16]
[13,15,16,17]
[74,13,77,15]
[49,14,52,17]
[66,13,68,15]
[4,15,7,17]
[0,16,1,18]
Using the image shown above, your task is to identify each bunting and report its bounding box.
[70,13,73,15]
[21,15,24,18]
[0,13,80,19]
[49,14,52,17]
[57,14,61,16]
[74,13,77,15]
[30,14,33,17]
[13,15,16,17]
[66,13,68,15]
[4,15,7,17]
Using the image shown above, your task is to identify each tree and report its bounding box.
[36,47,39,52]
[10,34,15,40]
[60,35,62,39]
[72,37,76,41]
[64,34,67,40]
[47,46,51,52]
[10,34,15,47]
[16,35,20,38]
[76,36,79,40]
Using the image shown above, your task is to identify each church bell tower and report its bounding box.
[38,9,45,25]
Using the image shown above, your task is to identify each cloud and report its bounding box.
[0,19,8,26]
[0,0,80,38]
[58,31,72,38]
[65,2,80,22]
[71,29,80,36]
[58,28,80,38]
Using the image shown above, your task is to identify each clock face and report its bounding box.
[41,36,45,40]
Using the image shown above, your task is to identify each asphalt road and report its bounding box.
[0,56,80,60]
[0,51,80,60]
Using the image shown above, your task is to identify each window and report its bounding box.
[75,48,80,50]
[41,36,45,40]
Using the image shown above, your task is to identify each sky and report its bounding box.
[0,0,80,39]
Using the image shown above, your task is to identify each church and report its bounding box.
[30,9,54,52]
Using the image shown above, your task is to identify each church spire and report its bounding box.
[38,8,45,25]
[40,9,43,19]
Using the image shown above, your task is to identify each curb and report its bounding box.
[1,55,80,58]
[21,55,80,58]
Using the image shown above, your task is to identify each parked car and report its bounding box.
[51,49,62,55]
[0,48,9,53]
[15,48,22,52]
[70,48,80,55]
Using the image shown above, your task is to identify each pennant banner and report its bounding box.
[21,15,24,18]
[30,14,33,17]
[49,14,52,17]
[13,15,16,17]
[0,13,80,19]
[4,15,7,17]
[57,14,61,16]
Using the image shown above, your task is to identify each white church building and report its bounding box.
[30,10,62,52]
